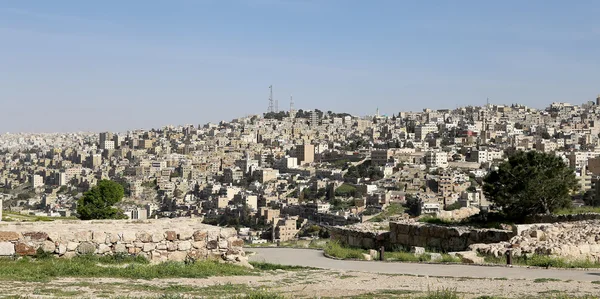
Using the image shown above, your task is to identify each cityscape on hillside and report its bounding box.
[2,94,600,243]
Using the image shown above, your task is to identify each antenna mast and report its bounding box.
[267,85,274,113]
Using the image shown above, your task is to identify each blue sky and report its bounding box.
[1,0,600,132]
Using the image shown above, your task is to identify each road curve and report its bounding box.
[248,247,600,282]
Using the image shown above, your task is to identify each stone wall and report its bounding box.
[389,222,514,252]
[0,218,248,267]
[330,221,514,252]
[329,223,390,250]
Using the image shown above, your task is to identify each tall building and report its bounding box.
[415,123,438,140]
[295,144,315,166]
[32,174,44,188]
[310,110,319,127]
[99,132,115,150]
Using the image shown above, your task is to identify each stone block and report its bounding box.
[156,243,168,250]
[456,251,484,264]
[42,241,56,253]
[220,228,236,239]
[57,243,67,255]
[98,244,111,254]
[165,231,177,241]
[0,232,20,242]
[143,243,156,252]
[92,231,107,243]
[207,230,219,242]
[178,241,192,251]
[106,233,120,243]
[193,241,206,249]
[47,232,60,242]
[207,240,218,250]
[134,242,144,248]
[23,232,48,242]
[114,244,127,253]
[128,247,141,254]
[167,242,177,251]
[168,251,188,262]
[411,246,426,255]
[151,233,164,243]
[137,232,152,243]
[430,253,443,262]
[193,230,207,241]
[75,231,91,242]
[218,239,228,249]
[67,242,79,251]
[121,231,137,242]
[77,242,96,254]
[188,248,208,260]
[15,242,36,256]
[178,230,193,240]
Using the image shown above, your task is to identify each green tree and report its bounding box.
[483,151,578,221]
[77,180,127,220]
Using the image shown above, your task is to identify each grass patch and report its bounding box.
[368,203,405,223]
[0,256,253,282]
[419,288,460,299]
[555,206,600,215]
[324,241,367,260]
[483,254,600,269]
[249,261,318,271]
[533,278,561,283]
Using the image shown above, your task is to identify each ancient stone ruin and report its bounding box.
[0,218,249,267]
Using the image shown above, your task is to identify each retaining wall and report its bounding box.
[390,222,514,252]
[331,221,514,252]
[0,218,248,266]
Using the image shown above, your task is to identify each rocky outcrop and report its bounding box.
[524,213,600,224]
[0,218,249,267]
[470,220,600,262]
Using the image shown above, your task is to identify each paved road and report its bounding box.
[248,247,600,282]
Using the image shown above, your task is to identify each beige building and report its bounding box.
[32,174,44,188]
[295,144,315,166]
[274,216,301,241]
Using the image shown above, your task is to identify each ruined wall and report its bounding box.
[0,218,248,266]
[329,226,390,250]
[330,221,514,252]
[390,222,514,252]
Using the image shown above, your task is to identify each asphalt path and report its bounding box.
[248,247,600,282]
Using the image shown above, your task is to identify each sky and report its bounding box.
[1,0,600,133]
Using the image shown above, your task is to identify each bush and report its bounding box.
[324,242,367,260]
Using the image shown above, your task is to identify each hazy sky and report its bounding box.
[1,0,600,132]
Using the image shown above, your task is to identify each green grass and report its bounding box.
[483,254,600,269]
[2,211,77,222]
[418,216,457,225]
[324,241,367,260]
[533,278,561,283]
[368,203,405,223]
[555,206,600,215]
[249,261,318,271]
[0,255,254,282]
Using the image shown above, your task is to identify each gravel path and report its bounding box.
[248,247,600,282]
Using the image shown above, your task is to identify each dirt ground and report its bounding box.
[1,269,600,298]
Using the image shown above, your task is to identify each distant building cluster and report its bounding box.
[2,95,600,241]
